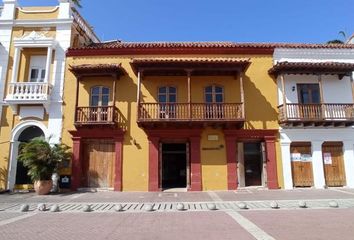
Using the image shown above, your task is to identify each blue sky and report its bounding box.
[18,0,353,43]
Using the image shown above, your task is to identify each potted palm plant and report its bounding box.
[18,138,71,195]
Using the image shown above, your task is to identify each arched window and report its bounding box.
[90,86,110,106]
[158,86,177,103]
[205,85,224,103]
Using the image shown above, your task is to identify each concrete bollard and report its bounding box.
[298,201,307,208]
[237,202,248,210]
[207,203,217,211]
[20,204,29,212]
[82,204,92,212]
[144,204,154,212]
[270,201,279,209]
[50,204,60,212]
[115,204,123,212]
[176,203,185,211]
[329,201,339,208]
[37,203,46,211]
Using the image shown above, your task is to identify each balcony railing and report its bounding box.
[6,82,52,102]
[75,106,118,126]
[279,103,354,125]
[138,103,244,122]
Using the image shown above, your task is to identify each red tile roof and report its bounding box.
[73,41,354,50]
[69,64,125,77]
[67,41,354,57]
[269,61,354,76]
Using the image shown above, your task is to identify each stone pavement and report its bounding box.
[0,188,354,239]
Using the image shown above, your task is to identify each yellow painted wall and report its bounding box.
[15,7,59,20]
[201,128,227,190]
[62,54,283,191]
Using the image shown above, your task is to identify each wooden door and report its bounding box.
[83,140,115,188]
[322,143,346,187]
[291,144,314,187]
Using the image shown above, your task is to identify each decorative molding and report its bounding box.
[14,31,57,48]
[18,6,59,13]
[0,19,73,27]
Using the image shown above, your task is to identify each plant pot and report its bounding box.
[34,180,53,195]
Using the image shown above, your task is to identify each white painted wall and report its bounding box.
[277,75,353,105]
[280,128,354,189]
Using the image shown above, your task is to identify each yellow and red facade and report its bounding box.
[63,43,283,191]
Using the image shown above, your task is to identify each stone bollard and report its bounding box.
[50,204,60,212]
[237,202,248,210]
[270,201,279,209]
[37,203,46,211]
[20,204,29,212]
[82,204,92,212]
[329,201,339,208]
[298,201,307,208]
[144,204,154,212]
[115,204,123,212]
[176,203,185,211]
[207,203,217,211]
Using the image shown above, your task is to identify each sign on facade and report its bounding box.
[323,152,332,165]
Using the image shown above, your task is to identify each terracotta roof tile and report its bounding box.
[72,41,354,50]
[69,64,125,77]
[269,61,354,76]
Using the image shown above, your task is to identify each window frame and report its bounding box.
[204,85,224,103]
[297,83,321,104]
[90,86,111,107]
[157,86,178,103]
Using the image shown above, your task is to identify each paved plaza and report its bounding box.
[0,188,354,239]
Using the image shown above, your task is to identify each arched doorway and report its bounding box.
[7,121,48,191]
[15,126,44,186]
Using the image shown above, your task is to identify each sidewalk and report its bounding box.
[1,188,354,204]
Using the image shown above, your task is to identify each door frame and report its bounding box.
[159,140,190,190]
[241,141,266,187]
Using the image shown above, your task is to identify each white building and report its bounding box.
[273,47,354,189]
[0,0,98,191]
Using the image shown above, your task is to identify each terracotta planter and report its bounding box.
[34,180,53,195]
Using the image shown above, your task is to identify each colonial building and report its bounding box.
[1,1,354,193]
[272,46,354,189]
[63,42,284,192]
[0,0,98,191]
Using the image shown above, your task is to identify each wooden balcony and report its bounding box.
[138,103,244,128]
[75,106,119,127]
[279,103,354,126]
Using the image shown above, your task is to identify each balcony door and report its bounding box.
[90,86,110,122]
[297,84,321,119]
[29,56,46,83]
[158,86,177,119]
[205,85,224,119]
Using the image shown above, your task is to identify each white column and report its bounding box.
[10,47,21,83]
[58,0,73,19]
[1,0,18,20]
[281,142,293,189]
[7,141,20,191]
[312,141,326,188]
[44,47,53,83]
[343,141,354,188]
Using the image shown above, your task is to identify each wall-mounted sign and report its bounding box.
[323,152,332,165]
[291,153,301,162]
[301,154,312,162]
[208,135,219,141]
